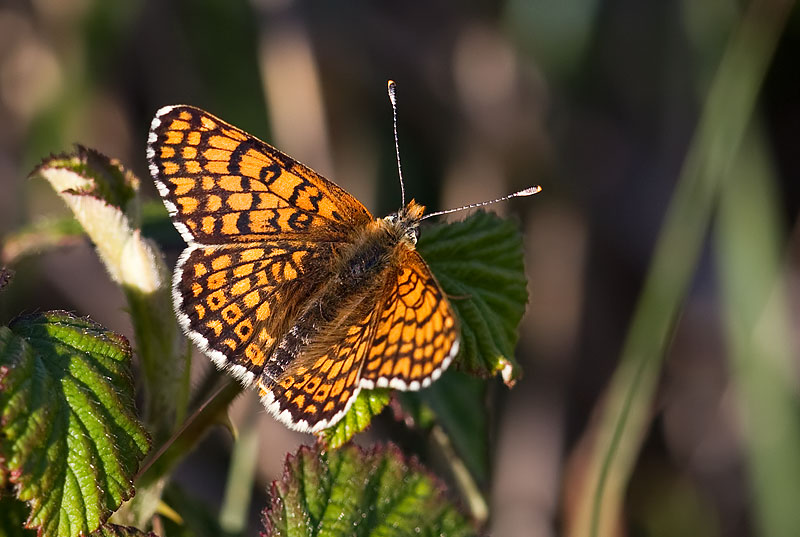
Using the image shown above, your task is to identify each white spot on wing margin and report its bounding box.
[172,245,256,386]
[147,105,196,246]
[258,382,364,434]
[355,336,460,392]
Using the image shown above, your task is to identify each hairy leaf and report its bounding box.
[33,146,186,452]
[263,443,476,537]
[31,150,163,293]
[0,311,151,537]
[419,210,528,384]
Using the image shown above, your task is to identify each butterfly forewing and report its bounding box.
[148,105,373,245]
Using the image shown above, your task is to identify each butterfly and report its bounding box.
[148,84,538,433]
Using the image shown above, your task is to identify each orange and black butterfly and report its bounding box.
[148,84,538,432]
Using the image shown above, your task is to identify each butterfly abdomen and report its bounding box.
[262,222,399,384]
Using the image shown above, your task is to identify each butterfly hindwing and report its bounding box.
[359,248,459,390]
[174,241,334,383]
[254,245,459,433]
[148,105,373,245]
[256,306,378,432]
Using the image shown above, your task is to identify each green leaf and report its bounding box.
[317,389,390,448]
[32,146,187,450]
[418,211,528,384]
[263,443,476,537]
[0,311,151,537]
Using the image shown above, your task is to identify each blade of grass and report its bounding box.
[566,1,795,536]
[716,124,800,536]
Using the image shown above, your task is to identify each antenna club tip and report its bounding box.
[387,80,397,101]
[519,185,542,196]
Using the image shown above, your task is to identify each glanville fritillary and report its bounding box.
[148,82,539,432]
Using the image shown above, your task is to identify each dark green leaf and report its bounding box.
[418,211,528,384]
[263,443,476,537]
[317,389,390,448]
[415,371,489,485]
[0,311,151,537]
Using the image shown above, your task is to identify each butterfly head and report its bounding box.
[384,199,425,245]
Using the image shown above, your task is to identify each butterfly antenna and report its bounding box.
[421,185,542,220]
[388,80,406,206]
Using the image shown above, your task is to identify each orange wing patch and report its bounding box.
[149,105,373,244]
[360,248,459,391]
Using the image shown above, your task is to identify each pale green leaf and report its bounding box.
[317,389,390,448]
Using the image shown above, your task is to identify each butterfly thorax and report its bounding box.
[263,200,425,383]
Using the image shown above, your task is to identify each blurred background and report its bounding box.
[1,0,799,536]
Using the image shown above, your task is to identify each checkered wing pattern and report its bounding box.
[148,105,373,245]
[174,242,333,383]
[256,307,379,432]
[360,248,459,390]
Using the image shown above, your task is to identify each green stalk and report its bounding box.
[570,1,795,536]
[716,125,800,537]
